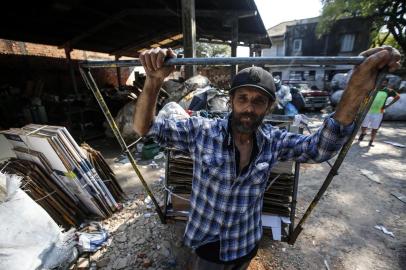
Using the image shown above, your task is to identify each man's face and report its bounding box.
[381,80,388,87]
[230,87,272,134]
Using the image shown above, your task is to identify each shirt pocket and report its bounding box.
[234,162,270,214]
[250,161,270,185]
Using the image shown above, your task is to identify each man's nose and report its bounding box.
[244,102,255,113]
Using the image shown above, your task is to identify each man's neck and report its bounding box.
[232,127,254,145]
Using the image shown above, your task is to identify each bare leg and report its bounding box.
[369,129,378,146]
[359,127,367,141]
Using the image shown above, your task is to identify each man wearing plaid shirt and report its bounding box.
[134,47,401,270]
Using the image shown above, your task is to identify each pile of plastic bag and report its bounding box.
[384,93,406,120]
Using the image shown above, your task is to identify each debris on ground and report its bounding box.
[360,169,382,184]
[77,222,109,253]
[391,192,406,204]
[86,179,189,270]
[324,258,331,270]
[374,225,395,238]
[383,140,406,148]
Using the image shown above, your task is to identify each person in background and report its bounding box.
[358,78,400,146]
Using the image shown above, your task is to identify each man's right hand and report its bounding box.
[139,47,176,81]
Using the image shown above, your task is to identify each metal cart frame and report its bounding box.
[79,56,386,243]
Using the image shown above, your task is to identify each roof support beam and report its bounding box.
[182,0,196,79]
[115,55,122,88]
[64,45,79,97]
[231,17,239,79]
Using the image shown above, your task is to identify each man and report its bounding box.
[274,75,295,115]
[133,47,400,270]
[358,78,400,146]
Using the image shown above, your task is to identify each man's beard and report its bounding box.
[231,111,266,134]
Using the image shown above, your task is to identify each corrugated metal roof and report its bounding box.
[0,0,271,57]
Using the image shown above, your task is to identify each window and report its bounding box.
[293,39,302,52]
[304,70,316,81]
[289,71,304,81]
[340,34,355,52]
[276,44,284,56]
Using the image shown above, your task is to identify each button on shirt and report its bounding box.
[148,114,354,261]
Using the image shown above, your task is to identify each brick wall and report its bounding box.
[197,67,231,89]
[0,39,116,60]
[197,65,252,89]
[0,39,135,92]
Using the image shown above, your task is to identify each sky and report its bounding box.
[238,0,323,56]
[254,0,323,29]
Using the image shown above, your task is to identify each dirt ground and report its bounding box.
[89,114,406,270]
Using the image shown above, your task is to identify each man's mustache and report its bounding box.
[238,112,260,120]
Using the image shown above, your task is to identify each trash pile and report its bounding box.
[0,124,125,227]
[109,88,168,140]
[166,75,229,114]
[163,74,211,103]
[113,74,229,140]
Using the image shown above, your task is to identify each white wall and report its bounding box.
[261,40,285,57]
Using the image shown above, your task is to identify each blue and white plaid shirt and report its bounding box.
[149,114,354,261]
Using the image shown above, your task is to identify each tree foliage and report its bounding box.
[317,0,405,54]
[195,42,231,57]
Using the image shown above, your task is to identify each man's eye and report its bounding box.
[254,99,267,106]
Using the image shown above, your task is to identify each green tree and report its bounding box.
[196,42,231,57]
[317,0,405,54]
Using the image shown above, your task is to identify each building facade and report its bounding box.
[262,17,372,89]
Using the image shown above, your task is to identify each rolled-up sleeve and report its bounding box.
[147,117,202,153]
[277,117,355,163]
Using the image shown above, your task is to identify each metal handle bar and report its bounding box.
[80,56,365,69]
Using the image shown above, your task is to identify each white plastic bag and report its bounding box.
[156,102,190,121]
[0,173,76,270]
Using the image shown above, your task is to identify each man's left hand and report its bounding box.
[333,46,401,126]
[348,46,401,96]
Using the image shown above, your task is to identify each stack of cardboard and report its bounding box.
[0,124,122,226]
[4,158,88,228]
[81,143,125,203]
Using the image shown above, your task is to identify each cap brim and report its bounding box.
[229,84,276,100]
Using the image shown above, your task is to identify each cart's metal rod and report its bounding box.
[79,67,166,224]
[80,56,365,68]
[288,68,388,245]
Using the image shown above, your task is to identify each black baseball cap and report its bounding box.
[229,67,276,101]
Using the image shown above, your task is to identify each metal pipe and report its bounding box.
[288,68,388,245]
[80,56,365,68]
[79,67,166,224]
